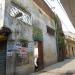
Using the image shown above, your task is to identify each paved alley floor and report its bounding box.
[30,58,75,75]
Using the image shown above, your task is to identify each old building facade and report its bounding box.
[0,0,58,75]
[65,34,75,58]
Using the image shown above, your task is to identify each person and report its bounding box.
[34,42,39,72]
[34,56,39,72]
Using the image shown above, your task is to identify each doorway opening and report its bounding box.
[34,41,44,71]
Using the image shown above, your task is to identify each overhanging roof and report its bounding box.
[33,0,55,19]
[60,0,75,27]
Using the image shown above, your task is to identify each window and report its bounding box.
[47,26,55,35]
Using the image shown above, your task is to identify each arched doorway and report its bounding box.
[0,27,11,75]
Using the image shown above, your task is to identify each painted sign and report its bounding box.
[0,0,5,29]
[19,47,28,58]
[10,5,32,25]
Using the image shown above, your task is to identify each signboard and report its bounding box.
[19,47,28,58]
[10,5,32,25]
[0,0,5,29]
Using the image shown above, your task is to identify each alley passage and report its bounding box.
[30,58,75,75]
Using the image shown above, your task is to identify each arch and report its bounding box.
[0,27,11,41]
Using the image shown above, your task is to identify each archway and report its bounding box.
[0,27,11,75]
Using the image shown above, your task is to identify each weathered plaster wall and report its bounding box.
[4,0,57,75]
[5,0,33,75]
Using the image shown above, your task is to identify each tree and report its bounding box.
[54,15,66,61]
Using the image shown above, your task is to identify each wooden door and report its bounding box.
[38,41,44,70]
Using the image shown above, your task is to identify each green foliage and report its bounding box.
[19,38,28,43]
[58,36,65,47]
[33,26,43,41]
[19,38,28,47]
[54,15,65,49]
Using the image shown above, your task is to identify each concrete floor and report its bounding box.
[30,57,75,75]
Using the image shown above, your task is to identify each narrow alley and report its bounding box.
[31,58,75,75]
[0,0,75,75]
